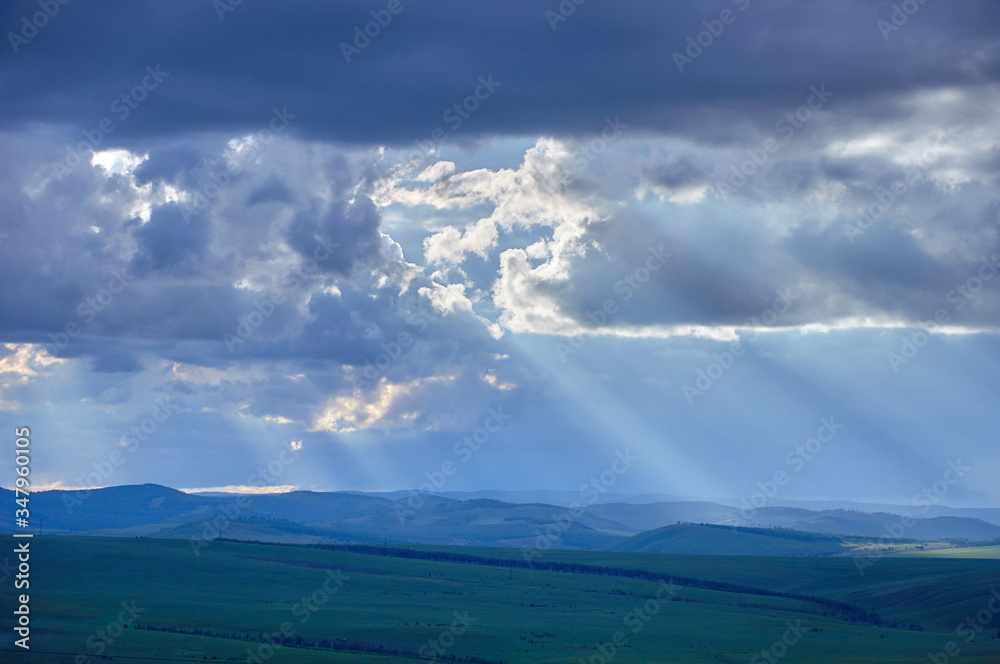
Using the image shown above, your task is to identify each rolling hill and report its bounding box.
[608,523,922,556]
[4,484,999,554]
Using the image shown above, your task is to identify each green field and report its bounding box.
[1,536,999,663]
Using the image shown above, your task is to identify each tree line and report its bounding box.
[132,622,506,664]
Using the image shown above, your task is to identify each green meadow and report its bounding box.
[1,536,998,663]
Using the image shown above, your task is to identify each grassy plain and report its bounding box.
[0,536,997,663]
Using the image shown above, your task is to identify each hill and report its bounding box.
[3,485,998,554]
[743,506,1000,540]
[608,522,924,556]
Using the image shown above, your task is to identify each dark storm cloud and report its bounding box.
[0,122,513,408]
[556,208,804,329]
[2,0,998,145]
[244,272,499,371]
[787,203,1000,324]
[547,142,1000,332]
[283,194,384,277]
[0,103,430,363]
[130,203,213,276]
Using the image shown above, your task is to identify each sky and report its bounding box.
[1,0,998,506]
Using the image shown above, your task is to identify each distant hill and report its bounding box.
[409,491,1000,526]
[753,499,1000,525]
[0,485,626,549]
[586,500,738,531]
[609,523,917,557]
[740,507,1000,541]
[424,489,693,505]
[2,484,998,554]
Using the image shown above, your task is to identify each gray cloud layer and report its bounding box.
[3,1,998,144]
